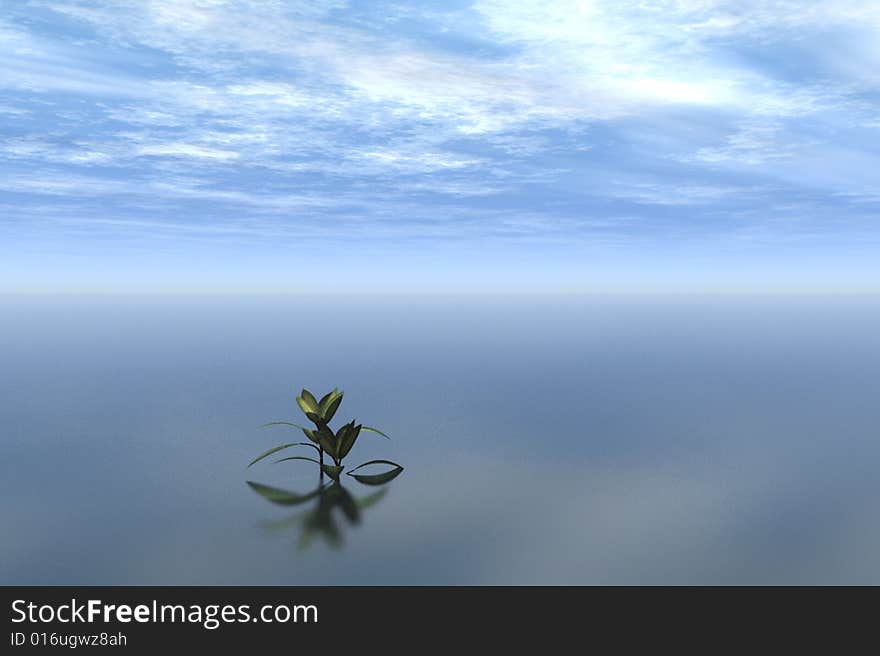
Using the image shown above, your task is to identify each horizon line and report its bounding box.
[3,289,880,297]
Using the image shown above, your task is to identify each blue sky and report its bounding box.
[1,1,879,292]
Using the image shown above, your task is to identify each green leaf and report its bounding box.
[318,437,337,459]
[314,424,339,459]
[296,389,320,415]
[348,459,403,472]
[274,455,321,465]
[346,460,404,486]
[301,388,319,408]
[321,394,343,423]
[338,422,362,459]
[321,464,344,481]
[248,442,315,468]
[305,411,326,426]
[349,468,403,486]
[318,388,343,422]
[318,389,335,408]
[246,481,323,506]
[361,426,390,439]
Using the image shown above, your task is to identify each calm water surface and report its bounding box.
[1,295,879,584]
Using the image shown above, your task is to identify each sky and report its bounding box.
[1,0,879,293]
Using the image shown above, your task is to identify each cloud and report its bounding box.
[1,1,879,290]
[603,180,769,206]
[136,143,240,160]
[690,121,805,165]
[472,0,876,119]
[0,105,30,116]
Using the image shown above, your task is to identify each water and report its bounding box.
[1,294,879,584]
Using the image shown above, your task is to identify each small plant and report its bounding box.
[248,387,403,483]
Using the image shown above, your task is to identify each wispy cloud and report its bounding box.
[2,1,879,290]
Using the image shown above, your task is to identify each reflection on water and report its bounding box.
[3,295,880,584]
[247,479,391,550]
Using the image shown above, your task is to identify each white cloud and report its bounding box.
[2,0,880,260]
[0,137,118,166]
[137,143,240,160]
[691,121,803,165]
[0,172,130,196]
[349,148,482,173]
[473,0,879,119]
[0,104,30,116]
[603,180,769,206]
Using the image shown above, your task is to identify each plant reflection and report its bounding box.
[246,474,397,550]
